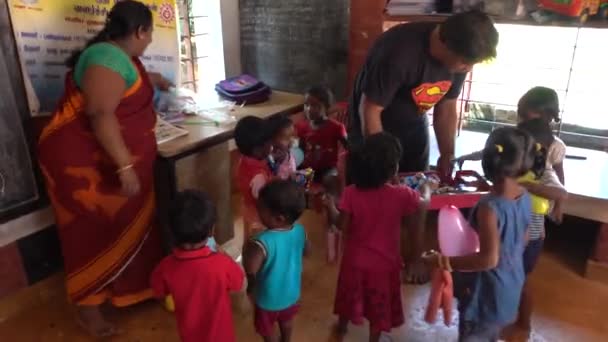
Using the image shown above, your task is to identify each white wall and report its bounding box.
[220,0,241,77]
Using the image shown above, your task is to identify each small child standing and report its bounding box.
[151,191,244,342]
[243,180,310,342]
[426,127,533,341]
[512,119,568,338]
[296,86,348,261]
[267,115,297,180]
[235,116,274,240]
[333,132,431,342]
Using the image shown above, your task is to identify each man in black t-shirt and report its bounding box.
[348,11,499,176]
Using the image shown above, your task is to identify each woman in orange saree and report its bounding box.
[37,1,170,337]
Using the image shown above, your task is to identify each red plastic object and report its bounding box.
[400,170,490,210]
[424,269,454,326]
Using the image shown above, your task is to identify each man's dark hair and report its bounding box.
[169,190,217,245]
[258,180,306,224]
[439,10,499,64]
[234,116,272,157]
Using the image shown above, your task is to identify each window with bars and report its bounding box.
[177,0,225,97]
[462,24,608,151]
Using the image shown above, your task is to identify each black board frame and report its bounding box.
[0,0,46,224]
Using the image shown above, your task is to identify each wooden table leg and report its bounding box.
[586,223,608,283]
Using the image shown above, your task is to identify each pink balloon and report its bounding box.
[438,205,480,257]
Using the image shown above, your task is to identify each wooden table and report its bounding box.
[155,91,304,245]
[430,129,608,283]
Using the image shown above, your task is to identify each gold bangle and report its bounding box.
[117,164,134,174]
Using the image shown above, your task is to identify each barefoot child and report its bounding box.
[334,133,430,342]
[425,127,534,341]
[512,119,568,338]
[243,180,311,342]
[235,116,274,242]
[151,191,244,342]
[296,86,348,260]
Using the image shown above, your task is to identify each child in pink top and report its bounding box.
[267,115,297,180]
[334,132,430,342]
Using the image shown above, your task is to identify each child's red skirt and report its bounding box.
[333,262,404,333]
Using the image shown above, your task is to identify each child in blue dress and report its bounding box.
[425,127,534,341]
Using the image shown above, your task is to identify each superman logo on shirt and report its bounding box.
[411,81,453,113]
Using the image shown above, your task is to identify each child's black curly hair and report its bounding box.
[267,114,294,138]
[258,179,306,224]
[518,86,561,123]
[169,190,216,245]
[517,118,554,179]
[234,116,273,157]
[306,85,334,110]
[347,132,402,189]
[482,127,537,183]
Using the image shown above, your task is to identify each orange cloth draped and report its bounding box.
[38,58,162,306]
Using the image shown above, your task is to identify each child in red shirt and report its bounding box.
[235,116,274,242]
[151,191,244,342]
[295,86,348,182]
[334,133,430,342]
[296,86,348,261]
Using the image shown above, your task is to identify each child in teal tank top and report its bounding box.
[244,179,311,341]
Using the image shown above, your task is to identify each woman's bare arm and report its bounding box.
[81,66,131,169]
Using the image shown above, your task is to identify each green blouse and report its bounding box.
[73,42,138,89]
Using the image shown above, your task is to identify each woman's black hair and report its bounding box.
[482,127,536,183]
[348,132,401,189]
[66,0,153,68]
[258,180,306,224]
[518,86,561,123]
[517,118,553,178]
[267,114,294,138]
[306,85,334,109]
[169,190,217,245]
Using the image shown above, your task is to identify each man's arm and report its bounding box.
[433,73,466,176]
[361,94,385,136]
[433,98,458,163]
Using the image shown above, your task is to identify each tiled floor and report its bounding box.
[1,208,607,341]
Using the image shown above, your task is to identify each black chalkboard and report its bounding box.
[240,0,349,99]
[0,0,41,222]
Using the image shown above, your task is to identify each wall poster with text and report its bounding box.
[8,0,180,113]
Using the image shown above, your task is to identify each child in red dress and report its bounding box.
[296,86,348,261]
[151,191,244,342]
[235,116,274,242]
[334,133,430,341]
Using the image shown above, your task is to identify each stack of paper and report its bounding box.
[386,0,436,15]
[155,117,189,145]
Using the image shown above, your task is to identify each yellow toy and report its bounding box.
[164,295,175,312]
[518,171,550,215]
